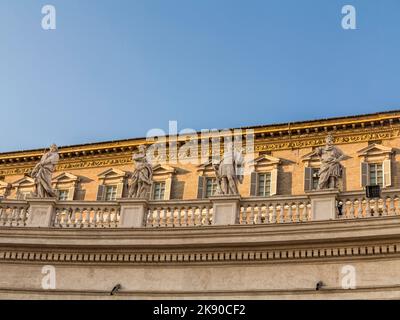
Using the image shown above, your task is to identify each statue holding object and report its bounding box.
[128,145,153,199]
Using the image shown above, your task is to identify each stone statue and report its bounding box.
[30,144,60,198]
[314,134,345,189]
[128,145,153,198]
[213,143,244,195]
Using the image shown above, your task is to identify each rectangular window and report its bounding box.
[369,163,383,187]
[312,168,319,190]
[105,185,117,201]
[257,173,271,197]
[153,181,166,200]
[205,178,217,198]
[58,190,69,201]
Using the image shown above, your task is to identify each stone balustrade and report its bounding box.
[338,189,400,219]
[54,201,120,228]
[0,189,400,229]
[239,196,311,224]
[146,200,213,227]
[0,200,29,227]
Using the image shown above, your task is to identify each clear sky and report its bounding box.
[1,0,399,152]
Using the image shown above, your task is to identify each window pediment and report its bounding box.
[52,172,79,184]
[250,154,281,170]
[197,160,217,176]
[301,150,321,167]
[153,164,175,177]
[97,168,127,179]
[357,144,393,161]
[12,176,34,188]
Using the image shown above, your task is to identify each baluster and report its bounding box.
[76,208,83,227]
[188,207,196,226]
[249,205,255,224]
[205,207,211,225]
[61,208,67,227]
[0,207,4,225]
[98,208,105,227]
[170,208,175,227]
[102,208,110,227]
[201,207,206,225]
[270,204,277,223]
[382,197,388,216]
[302,204,309,221]
[278,205,284,223]
[153,208,158,227]
[389,197,396,215]
[287,204,293,223]
[349,200,355,219]
[395,197,400,215]
[365,199,371,217]
[8,207,15,226]
[239,205,247,224]
[181,207,186,226]
[293,203,299,222]
[81,207,89,227]
[357,199,363,218]
[374,199,379,217]
[255,205,261,224]
[172,207,177,227]
[19,208,26,226]
[53,209,60,226]
[175,207,180,226]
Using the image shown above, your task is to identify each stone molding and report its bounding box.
[1,217,400,265]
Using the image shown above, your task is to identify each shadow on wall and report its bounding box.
[278,167,292,196]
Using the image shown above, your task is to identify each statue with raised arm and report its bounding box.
[128,145,153,198]
[213,143,244,195]
[30,144,59,198]
[315,134,345,190]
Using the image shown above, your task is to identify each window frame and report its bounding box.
[104,185,118,202]
[152,181,166,200]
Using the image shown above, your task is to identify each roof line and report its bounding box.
[1,108,399,156]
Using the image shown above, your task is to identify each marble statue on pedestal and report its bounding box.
[315,134,345,189]
[128,145,153,198]
[30,144,59,198]
[213,143,244,195]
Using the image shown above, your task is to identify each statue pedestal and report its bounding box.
[210,195,241,226]
[118,199,148,228]
[307,190,339,221]
[26,198,57,227]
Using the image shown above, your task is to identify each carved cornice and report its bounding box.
[0,242,399,266]
[0,113,399,176]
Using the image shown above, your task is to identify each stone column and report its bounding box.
[210,195,241,226]
[118,199,148,228]
[26,198,57,227]
[307,190,339,221]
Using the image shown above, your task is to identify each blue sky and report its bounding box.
[1,0,399,152]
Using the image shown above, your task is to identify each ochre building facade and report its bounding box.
[0,110,399,201]
[1,110,400,299]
